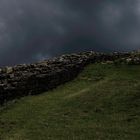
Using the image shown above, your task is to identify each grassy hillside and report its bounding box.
[0,64,140,140]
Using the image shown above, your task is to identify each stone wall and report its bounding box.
[0,51,140,104]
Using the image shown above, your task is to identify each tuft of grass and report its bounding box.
[0,64,140,140]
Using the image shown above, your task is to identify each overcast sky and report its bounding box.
[0,0,140,66]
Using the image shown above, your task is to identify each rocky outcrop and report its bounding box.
[0,51,140,104]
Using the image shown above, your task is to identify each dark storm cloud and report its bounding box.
[0,0,140,66]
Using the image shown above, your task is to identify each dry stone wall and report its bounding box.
[0,51,140,104]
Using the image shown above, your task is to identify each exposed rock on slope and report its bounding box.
[0,51,140,104]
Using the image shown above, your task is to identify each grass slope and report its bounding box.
[0,64,140,140]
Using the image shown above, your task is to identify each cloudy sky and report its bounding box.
[0,0,140,66]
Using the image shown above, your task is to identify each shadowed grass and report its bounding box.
[0,64,140,140]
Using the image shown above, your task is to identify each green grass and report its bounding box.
[0,64,140,140]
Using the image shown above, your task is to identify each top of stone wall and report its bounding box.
[0,50,140,73]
